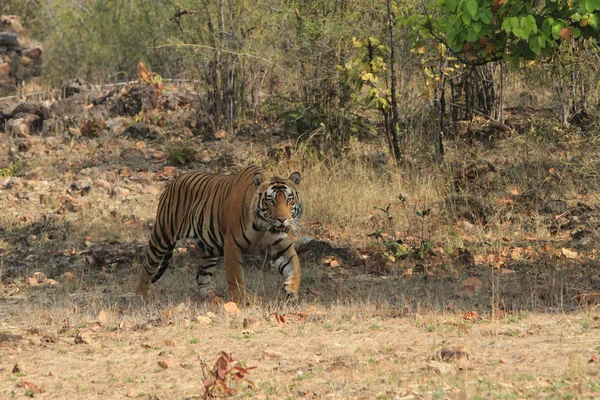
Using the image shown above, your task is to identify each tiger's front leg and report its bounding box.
[271,239,301,299]
[224,235,245,304]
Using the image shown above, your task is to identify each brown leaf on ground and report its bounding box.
[214,129,227,140]
[97,310,108,324]
[273,312,286,327]
[20,381,41,393]
[223,302,241,317]
[561,248,578,259]
[589,355,598,363]
[12,363,21,373]
[263,352,282,361]
[160,308,172,320]
[461,311,479,320]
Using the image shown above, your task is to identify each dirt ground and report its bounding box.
[2,287,600,399]
[2,80,600,399]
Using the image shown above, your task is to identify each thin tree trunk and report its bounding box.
[386,0,401,164]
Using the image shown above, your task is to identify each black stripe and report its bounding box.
[273,243,293,260]
[278,255,295,274]
[272,238,283,246]
[232,234,244,250]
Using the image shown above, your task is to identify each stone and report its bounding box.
[0,62,9,76]
[5,113,41,137]
[0,32,18,46]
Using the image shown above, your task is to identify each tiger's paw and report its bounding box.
[282,285,299,302]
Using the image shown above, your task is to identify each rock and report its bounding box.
[1,102,47,120]
[22,47,42,60]
[141,185,160,195]
[62,78,92,98]
[94,179,112,191]
[0,62,9,76]
[124,123,161,140]
[0,32,18,46]
[110,186,130,199]
[5,113,42,137]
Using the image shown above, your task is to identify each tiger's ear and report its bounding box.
[289,172,301,185]
[253,172,265,187]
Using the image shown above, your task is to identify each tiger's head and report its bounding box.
[253,171,302,234]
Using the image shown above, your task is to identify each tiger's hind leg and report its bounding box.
[135,242,175,297]
[196,254,220,300]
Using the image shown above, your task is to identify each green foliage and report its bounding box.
[165,143,197,166]
[404,0,600,67]
[34,0,181,84]
[338,37,391,110]
[0,160,24,177]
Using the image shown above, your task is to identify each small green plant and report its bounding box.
[0,160,25,177]
[189,338,199,344]
[166,143,197,166]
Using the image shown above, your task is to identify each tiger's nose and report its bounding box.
[277,217,287,223]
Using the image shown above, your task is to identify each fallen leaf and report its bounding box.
[160,308,173,320]
[223,302,241,317]
[273,312,286,327]
[214,129,227,140]
[20,381,41,393]
[97,310,108,324]
[12,364,21,373]
[590,355,598,363]
[561,248,578,259]
[263,352,282,361]
[461,311,479,320]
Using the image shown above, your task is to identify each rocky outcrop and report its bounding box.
[0,15,43,96]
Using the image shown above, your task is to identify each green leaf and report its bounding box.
[538,35,546,48]
[447,31,458,46]
[502,18,512,33]
[479,9,492,24]
[589,14,599,30]
[529,36,541,53]
[551,21,563,39]
[526,15,538,34]
[542,17,554,32]
[467,27,478,41]
[445,0,458,12]
[466,0,479,17]
[510,17,520,31]
[472,21,482,33]
[462,12,472,25]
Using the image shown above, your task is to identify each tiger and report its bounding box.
[135,165,303,303]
